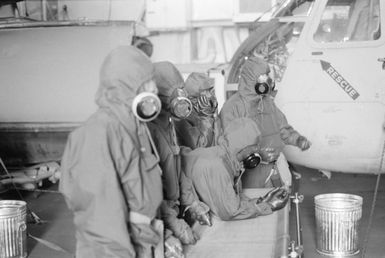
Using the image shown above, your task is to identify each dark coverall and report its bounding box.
[220,56,307,188]
[148,61,202,245]
[59,46,163,258]
[181,117,273,221]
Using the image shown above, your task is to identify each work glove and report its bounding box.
[130,223,161,258]
[167,218,199,245]
[161,200,198,245]
[165,234,184,258]
[259,147,280,163]
[296,135,311,151]
[258,187,281,203]
[254,201,273,216]
[185,201,212,227]
[263,187,290,211]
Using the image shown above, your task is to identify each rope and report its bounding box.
[361,139,385,258]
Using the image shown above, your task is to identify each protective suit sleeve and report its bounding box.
[275,106,302,146]
[179,170,200,207]
[109,129,148,217]
[196,117,217,148]
[219,100,245,131]
[193,160,269,221]
[219,106,235,131]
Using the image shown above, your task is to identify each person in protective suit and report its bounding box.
[181,117,290,221]
[132,36,154,57]
[59,46,163,258]
[147,62,211,256]
[219,56,311,188]
[175,72,221,149]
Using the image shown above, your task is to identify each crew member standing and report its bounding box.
[60,46,163,258]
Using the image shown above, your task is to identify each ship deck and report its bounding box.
[1,166,384,258]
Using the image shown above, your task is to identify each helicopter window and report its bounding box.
[314,0,380,43]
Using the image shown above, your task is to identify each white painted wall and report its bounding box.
[150,31,192,64]
[57,0,145,21]
[146,0,189,30]
[146,0,277,65]
[192,0,233,21]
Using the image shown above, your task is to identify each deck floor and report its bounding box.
[1,166,385,258]
[290,166,385,258]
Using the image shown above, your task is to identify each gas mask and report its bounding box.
[169,88,192,119]
[255,74,275,95]
[192,89,218,116]
[242,152,262,169]
[132,92,162,122]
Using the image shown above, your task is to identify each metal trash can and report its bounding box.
[315,193,362,257]
[0,200,27,258]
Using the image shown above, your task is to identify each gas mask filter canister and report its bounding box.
[242,152,262,169]
[169,88,193,119]
[255,74,274,95]
[132,92,162,122]
[193,90,218,116]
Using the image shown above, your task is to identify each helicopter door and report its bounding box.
[276,0,385,173]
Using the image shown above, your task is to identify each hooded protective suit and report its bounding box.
[148,62,198,206]
[59,46,163,258]
[148,61,204,246]
[219,56,309,188]
[175,72,221,149]
[181,118,273,221]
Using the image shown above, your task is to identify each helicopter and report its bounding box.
[222,0,385,175]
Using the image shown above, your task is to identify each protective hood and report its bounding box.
[238,56,270,101]
[96,46,154,108]
[185,72,214,98]
[95,46,154,131]
[153,61,185,104]
[219,117,261,157]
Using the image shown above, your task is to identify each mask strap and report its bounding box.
[168,117,180,154]
[143,123,161,165]
[135,118,161,170]
[256,96,264,113]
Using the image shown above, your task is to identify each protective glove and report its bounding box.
[263,187,290,211]
[296,136,311,151]
[165,235,184,258]
[185,201,212,227]
[259,147,280,163]
[256,187,281,204]
[254,201,273,216]
[130,223,161,258]
[167,218,199,245]
[130,223,161,246]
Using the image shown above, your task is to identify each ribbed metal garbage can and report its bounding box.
[0,200,27,258]
[315,193,362,257]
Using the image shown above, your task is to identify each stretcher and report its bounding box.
[184,154,292,258]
